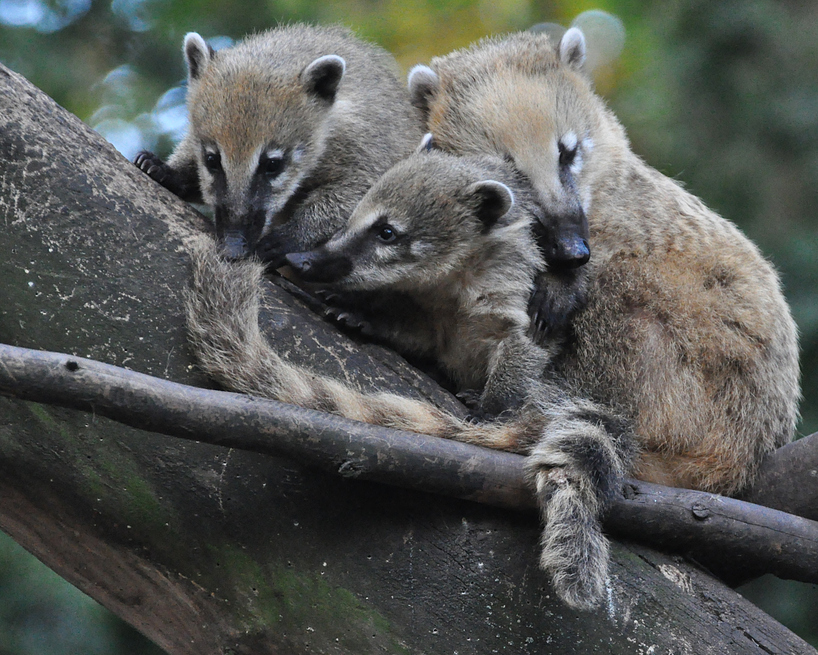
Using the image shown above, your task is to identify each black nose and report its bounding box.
[220,231,249,261]
[551,236,590,269]
[285,250,353,283]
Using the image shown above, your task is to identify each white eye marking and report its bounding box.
[561,131,578,152]
[348,210,382,233]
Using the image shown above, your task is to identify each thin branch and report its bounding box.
[1,342,816,586]
[0,343,531,509]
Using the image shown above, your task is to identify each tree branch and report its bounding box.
[739,435,818,522]
[2,342,816,587]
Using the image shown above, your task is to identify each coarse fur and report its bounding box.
[186,149,637,610]
[407,31,800,495]
[135,24,423,261]
[286,149,550,415]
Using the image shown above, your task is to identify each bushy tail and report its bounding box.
[185,241,635,611]
[525,399,636,610]
[184,241,541,449]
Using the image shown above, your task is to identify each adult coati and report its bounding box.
[186,148,635,610]
[407,27,800,497]
[134,24,423,262]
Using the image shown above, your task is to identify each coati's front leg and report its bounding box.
[133,151,202,202]
[314,288,432,345]
[478,330,556,418]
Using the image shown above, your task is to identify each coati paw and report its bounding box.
[457,389,520,421]
[134,151,172,185]
[456,388,483,410]
[314,289,341,304]
[529,269,588,341]
[257,232,303,269]
[323,305,374,337]
[134,152,200,200]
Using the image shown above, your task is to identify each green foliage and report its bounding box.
[0,0,815,651]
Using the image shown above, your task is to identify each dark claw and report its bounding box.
[322,304,373,337]
[134,150,170,186]
[314,289,341,304]
[325,306,342,318]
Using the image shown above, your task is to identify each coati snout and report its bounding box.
[537,211,591,269]
[214,205,266,261]
[220,230,249,261]
[285,249,353,283]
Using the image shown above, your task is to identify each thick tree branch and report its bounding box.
[2,342,816,587]
[2,59,815,654]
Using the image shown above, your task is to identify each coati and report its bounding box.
[133,24,589,282]
[285,146,549,416]
[134,24,423,262]
[186,147,636,610]
[407,27,800,496]
[185,26,799,610]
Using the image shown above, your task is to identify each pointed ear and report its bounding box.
[302,54,346,102]
[184,33,214,81]
[559,27,587,70]
[407,64,439,118]
[416,132,436,153]
[463,180,514,232]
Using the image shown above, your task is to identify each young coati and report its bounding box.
[134,24,423,262]
[186,148,636,611]
[285,147,549,417]
[407,28,800,496]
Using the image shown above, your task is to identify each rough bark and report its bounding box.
[740,435,818,522]
[0,62,814,655]
[2,342,818,589]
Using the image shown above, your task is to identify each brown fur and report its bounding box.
[186,150,636,611]
[409,29,800,497]
[135,24,423,260]
[286,150,552,415]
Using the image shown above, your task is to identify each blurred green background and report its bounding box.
[0,0,816,651]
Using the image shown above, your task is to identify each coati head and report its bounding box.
[407,27,618,269]
[182,32,347,259]
[285,148,521,293]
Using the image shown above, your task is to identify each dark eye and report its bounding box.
[204,151,222,173]
[375,224,397,243]
[558,142,577,168]
[260,155,285,179]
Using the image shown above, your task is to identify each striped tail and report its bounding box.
[525,399,636,609]
[184,241,541,450]
[185,241,636,611]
